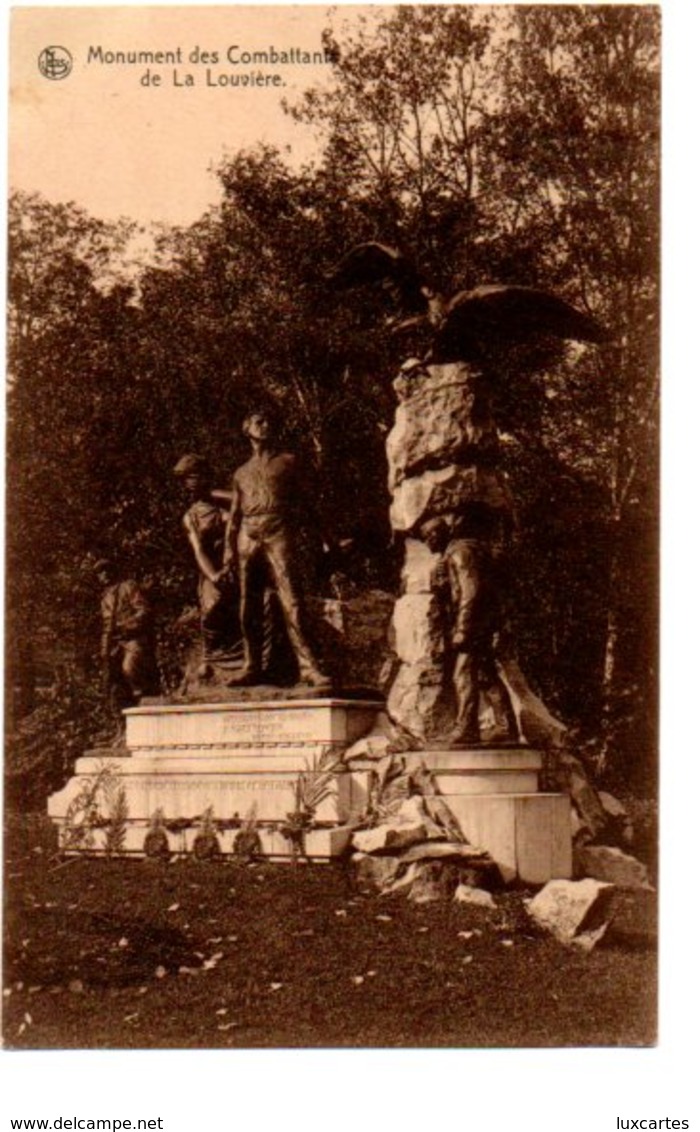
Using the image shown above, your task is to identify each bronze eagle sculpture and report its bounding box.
[328,242,609,363]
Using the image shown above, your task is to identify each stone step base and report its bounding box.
[78,752,358,773]
[47,691,571,875]
[443,793,572,885]
[48,763,372,826]
[57,821,354,860]
[433,771,539,795]
[406,746,543,796]
[49,777,572,880]
[71,752,538,797]
[411,747,542,771]
[51,760,545,833]
[124,697,383,751]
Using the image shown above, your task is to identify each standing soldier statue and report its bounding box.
[96,559,159,738]
[224,408,330,688]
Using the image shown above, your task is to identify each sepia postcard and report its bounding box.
[3,0,677,1116]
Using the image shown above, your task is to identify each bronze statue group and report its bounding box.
[99,242,607,748]
[99,407,331,738]
[99,401,526,750]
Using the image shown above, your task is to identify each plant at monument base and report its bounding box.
[103,784,129,857]
[232,806,262,862]
[60,763,116,853]
[192,806,221,860]
[143,808,171,860]
[276,749,344,860]
[296,747,344,818]
[159,815,193,855]
[278,809,312,862]
[363,754,411,827]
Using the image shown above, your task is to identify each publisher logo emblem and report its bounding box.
[38,46,73,80]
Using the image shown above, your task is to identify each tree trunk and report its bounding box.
[597,518,623,774]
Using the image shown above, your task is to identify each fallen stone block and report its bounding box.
[606,885,657,945]
[394,795,445,839]
[575,845,651,889]
[458,864,504,891]
[352,822,427,855]
[397,840,501,891]
[399,840,490,863]
[342,712,394,762]
[405,878,444,905]
[454,885,497,909]
[570,923,610,952]
[527,878,618,948]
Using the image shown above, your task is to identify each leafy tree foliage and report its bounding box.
[486,7,660,770]
[289,6,495,280]
[7,194,139,673]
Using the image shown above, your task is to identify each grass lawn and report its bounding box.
[3,832,656,1050]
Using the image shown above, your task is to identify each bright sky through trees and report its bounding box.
[10,5,349,226]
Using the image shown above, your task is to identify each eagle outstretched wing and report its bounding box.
[327,242,427,314]
[447,284,607,341]
[328,245,610,358]
[430,285,609,361]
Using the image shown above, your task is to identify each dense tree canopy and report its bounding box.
[6,5,659,792]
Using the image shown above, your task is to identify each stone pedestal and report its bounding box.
[48,700,572,881]
[406,746,572,884]
[48,698,381,859]
[411,745,541,795]
[378,358,573,885]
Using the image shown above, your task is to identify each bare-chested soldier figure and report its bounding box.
[420,509,517,745]
[224,409,330,688]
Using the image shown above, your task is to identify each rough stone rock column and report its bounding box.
[385,360,513,743]
[386,539,447,739]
